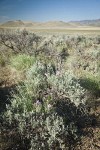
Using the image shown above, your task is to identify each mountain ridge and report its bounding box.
[69,19,100,27]
[1,19,100,28]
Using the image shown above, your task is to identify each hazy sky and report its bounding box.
[0,0,100,22]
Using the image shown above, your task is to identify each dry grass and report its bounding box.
[0,26,100,35]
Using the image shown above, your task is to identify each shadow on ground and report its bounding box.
[0,84,17,114]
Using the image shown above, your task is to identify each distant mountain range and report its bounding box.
[0,19,100,28]
[69,19,100,27]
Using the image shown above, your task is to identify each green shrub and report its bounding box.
[10,54,36,72]
[79,74,100,93]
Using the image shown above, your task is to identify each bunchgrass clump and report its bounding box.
[10,54,36,72]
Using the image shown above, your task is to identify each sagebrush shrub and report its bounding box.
[1,31,99,149]
[4,61,88,149]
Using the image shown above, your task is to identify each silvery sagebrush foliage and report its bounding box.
[47,70,86,106]
[4,60,88,149]
[3,32,100,149]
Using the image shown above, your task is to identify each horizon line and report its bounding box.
[0,17,100,24]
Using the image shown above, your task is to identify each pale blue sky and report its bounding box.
[0,0,100,22]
